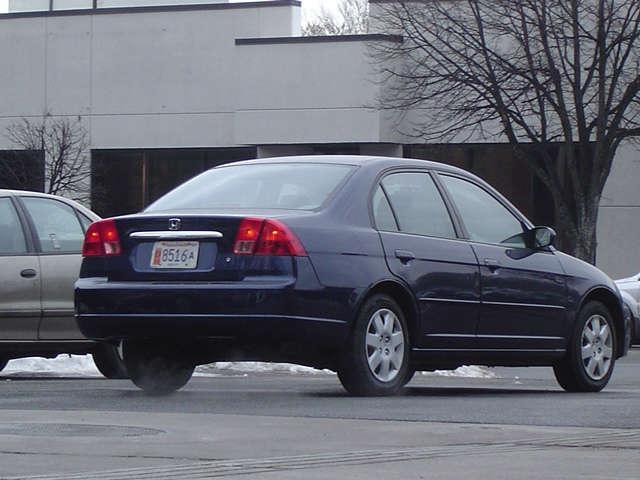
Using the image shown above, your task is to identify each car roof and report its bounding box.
[0,188,78,199]
[220,155,533,228]
[222,154,515,207]
[221,155,469,174]
[0,189,100,220]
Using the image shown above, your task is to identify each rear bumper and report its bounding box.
[74,277,349,346]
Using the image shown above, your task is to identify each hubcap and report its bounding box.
[581,314,613,381]
[365,308,405,382]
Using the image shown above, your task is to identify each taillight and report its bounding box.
[233,218,306,257]
[82,219,122,257]
[233,218,263,255]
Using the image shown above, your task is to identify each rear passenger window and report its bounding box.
[21,197,85,253]
[381,173,456,238]
[372,187,398,231]
[0,198,27,255]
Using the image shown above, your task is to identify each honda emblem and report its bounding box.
[168,218,182,231]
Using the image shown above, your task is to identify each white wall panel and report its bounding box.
[91,11,237,115]
[597,207,640,278]
[90,113,235,148]
[234,42,378,111]
[46,16,92,115]
[235,108,380,144]
[0,18,46,117]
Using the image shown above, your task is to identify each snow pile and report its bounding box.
[2,356,496,380]
[198,362,335,375]
[199,363,497,378]
[3,355,101,377]
[422,365,497,379]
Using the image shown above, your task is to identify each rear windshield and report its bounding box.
[146,163,355,212]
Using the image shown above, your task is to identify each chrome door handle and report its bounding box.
[484,258,501,271]
[20,269,37,278]
[395,250,416,264]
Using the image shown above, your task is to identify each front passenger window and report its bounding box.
[440,175,526,247]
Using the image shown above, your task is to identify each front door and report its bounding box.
[0,197,40,340]
[439,174,567,350]
[373,172,480,349]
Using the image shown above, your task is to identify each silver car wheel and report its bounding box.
[581,314,613,381]
[365,308,405,382]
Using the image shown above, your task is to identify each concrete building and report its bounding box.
[0,0,638,277]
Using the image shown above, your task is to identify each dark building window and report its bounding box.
[91,148,257,218]
[0,150,45,192]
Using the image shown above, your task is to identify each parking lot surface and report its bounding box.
[1,349,639,479]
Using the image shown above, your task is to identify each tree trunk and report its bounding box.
[552,192,599,265]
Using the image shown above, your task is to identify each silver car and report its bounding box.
[0,190,126,377]
[616,272,640,345]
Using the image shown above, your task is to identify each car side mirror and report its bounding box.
[530,226,556,249]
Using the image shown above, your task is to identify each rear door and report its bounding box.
[19,196,86,340]
[373,171,481,349]
[438,174,567,350]
[0,196,40,340]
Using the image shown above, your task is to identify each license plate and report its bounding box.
[150,241,199,269]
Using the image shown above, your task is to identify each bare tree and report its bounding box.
[5,116,90,202]
[303,0,369,36]
[372,0,640,263]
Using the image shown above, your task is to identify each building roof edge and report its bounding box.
[235,34,403,45]
[0,1,301,20]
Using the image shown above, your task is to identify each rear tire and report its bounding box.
[554,301,616,392]
[123,340,194,396]
[92,344,128,379]
[338,294,410,396]
[402,367,416,387]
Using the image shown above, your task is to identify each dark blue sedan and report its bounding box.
[75,156,628,395]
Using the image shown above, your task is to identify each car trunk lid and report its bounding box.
[103,213,301,282]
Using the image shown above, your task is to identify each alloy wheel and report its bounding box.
[365,308,405,382]
[581,314,613,381]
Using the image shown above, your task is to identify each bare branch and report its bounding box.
[303,0,368,36]
[370,0,640,262]
[4,116,90,203]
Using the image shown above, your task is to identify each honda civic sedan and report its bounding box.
[75,156,627,395]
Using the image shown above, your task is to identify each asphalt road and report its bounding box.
[1,349,639,479]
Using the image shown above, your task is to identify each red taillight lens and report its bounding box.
[82,219,122,257]
[233,218,263,255]
[233,218,306,257]
[256,219,306,256]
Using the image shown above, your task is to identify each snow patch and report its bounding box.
[198,362,335,375]
[422,365,497,379]
[199,363,496,379]
[3,355,101,377]
[2,356,497,380]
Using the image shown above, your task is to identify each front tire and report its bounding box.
[338,294,410,396]
[122,340,195,396]
[554,301,616,392]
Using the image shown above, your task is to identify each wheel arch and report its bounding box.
[355,279,420,343]
[581,286,626,358]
